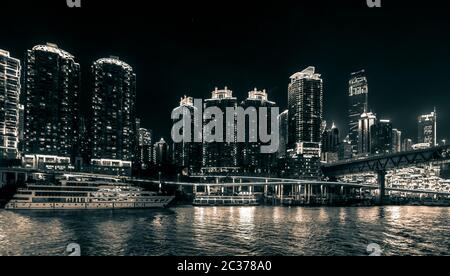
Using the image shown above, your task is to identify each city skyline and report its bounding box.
[0,43,446,171]
[1,1,449,142]
[1,0,450,258]
[2,43,445,147]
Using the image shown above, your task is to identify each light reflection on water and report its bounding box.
[0,206,449,256]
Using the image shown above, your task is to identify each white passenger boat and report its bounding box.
[5,174,174,210]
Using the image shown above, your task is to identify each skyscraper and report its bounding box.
[172,96,202,172]
[137,127,153,167]
[418,110,437,147]
[287,66,323,179]
[91,56,137,163]
[154,138,169,166]
[202,87,239,173]
[139,128,152,147]
[348,70,369,154]
[321,123,340,153]
[76,116,90,168]
[0,50,21,160]
[392,128,402,153]
[277,110,289,159]
[370,119,392,154]
[321,123,340,163]
[288,66,323,155]
[23,43,80,167]
[358,111,377,155]
[240,89,277,173]
[338,140,353,161]
[402,138,413,152]
[18,104,25,154]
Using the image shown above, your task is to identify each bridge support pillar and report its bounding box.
[264,179,268,197]
[232,178,235,195]
[377,170,386,206]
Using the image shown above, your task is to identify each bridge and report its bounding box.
[136,175,450,195]
[322,145,450,204]
[133,171,450,207]
[131,146,450,205]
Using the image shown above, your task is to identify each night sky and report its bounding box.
[2,0,449,143]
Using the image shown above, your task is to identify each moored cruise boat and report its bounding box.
[5,174,175,210]
[193,195,259,206]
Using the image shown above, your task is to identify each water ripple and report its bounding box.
[0,206,449,256]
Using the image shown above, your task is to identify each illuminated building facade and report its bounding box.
[322,123,340,153]
[277,110,289,159]
[23,43,80,162]
[172,96,202,172]
[202,87,239,173]
[137,127,153,167]
[392,128,402,153]
[402,138,413,152]
[358,111,377,155]
[348,70,369,155]
[154,138,169,166]
[240,89,277,173]
[370,119,392,154]
[287,67,323,179]
[91,56,137,165]
[321,123,340,163]
[0,50,21,160]
[418,110,437,147]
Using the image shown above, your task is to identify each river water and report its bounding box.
[0,206,449,256]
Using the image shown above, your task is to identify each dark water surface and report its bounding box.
[0,206,449,256]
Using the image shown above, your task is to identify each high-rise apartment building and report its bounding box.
[287,66,323,155]
[91,56,137,163]
[240,89,277,173]
[23,43,80,169]
[202,87,239,173]
[172,96,202,172]
[0,50,21,160]
[287,67,323,179]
